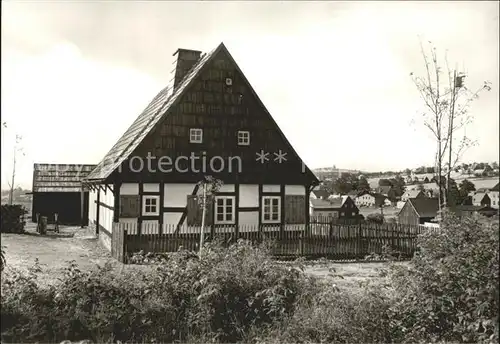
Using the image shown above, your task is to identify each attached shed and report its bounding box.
[31,164,97,225]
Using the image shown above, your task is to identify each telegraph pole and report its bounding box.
[446,70,464,207]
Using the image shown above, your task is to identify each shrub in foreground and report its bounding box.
[2,214,498,343]
[388,212,499,343]
[1,240,315,343]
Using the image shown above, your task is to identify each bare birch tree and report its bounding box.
[410,39,492,215]
[2,122,26,205]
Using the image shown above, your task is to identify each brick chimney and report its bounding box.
[172,48,202,90]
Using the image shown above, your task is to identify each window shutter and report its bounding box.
[206,200,214,226]
[187,195,201,226]
[120,195,140,218]
[285,195,306,224]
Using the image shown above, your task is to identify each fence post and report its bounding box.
[357,222,362,260]
[123,229,128,264]
[391,227,395,251]
[299,232,303,256]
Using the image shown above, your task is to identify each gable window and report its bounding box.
[142,195,160,216]
[215,196,235,224]
[190,128,203,143]
[262,196,281,223]
[237,131,250,146]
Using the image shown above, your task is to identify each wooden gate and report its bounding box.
[111,223,127,263]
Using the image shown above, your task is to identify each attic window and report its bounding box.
[237,131,250,146]
[190,128,203,143]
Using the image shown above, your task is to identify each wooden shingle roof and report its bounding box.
[408,198,439,218]
[32,163,97,192]
[85,44,220,181]
[85,41,318,185]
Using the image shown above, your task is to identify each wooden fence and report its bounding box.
[110,219,433,263]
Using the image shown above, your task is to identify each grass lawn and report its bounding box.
[2,224,392,289]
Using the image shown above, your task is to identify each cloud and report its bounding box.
[1,42,163,189]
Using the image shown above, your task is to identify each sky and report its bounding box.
[1,1,499,190]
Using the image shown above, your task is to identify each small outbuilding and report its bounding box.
[30,163,96,225]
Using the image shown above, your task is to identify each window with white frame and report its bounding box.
[215,196,235,224]
[190,128,203,143]
[237,131,250,145]
[262,196,281,223]
[142,195,160,216]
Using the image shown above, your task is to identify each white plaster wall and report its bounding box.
[97,186,115,235]
[121,183,139,195]
[89,190,96,223]
[263,185,280,193]
[164,183,197,207]
[239,185,258,207]
[285,185,305,195]
[163,212,183,228]
[143,183,160,193]
[219,184,235,192]
[238,211,259,229]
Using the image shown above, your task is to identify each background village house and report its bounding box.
[355,191,387,208]
[309,195,359,220]
[397,197,439,226]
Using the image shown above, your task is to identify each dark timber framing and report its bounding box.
[159,181,165,233]
[96,190,100,234]
[280,184,285,235]
[234,183,240,237]
[138,183,143,235]
[113,181,121,223]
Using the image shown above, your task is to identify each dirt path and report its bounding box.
[1,225,117,286]
[2,225,394,288]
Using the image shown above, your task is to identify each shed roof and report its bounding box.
[491,182,499,192]
[32,163,97,192]
[408,198,439,218]
[404,189,423,198]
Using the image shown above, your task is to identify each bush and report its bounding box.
[2,216,498,343]
[255,281,393,343]
[366,212,385,224]
[1,205,28,233]
[387,211,499,343]
[1,240,314,343]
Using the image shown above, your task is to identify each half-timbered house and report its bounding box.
[83,43,319,251]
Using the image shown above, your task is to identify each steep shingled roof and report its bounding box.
[85,45,219,181]
[33,164,97,192]
[85,42,317,184]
